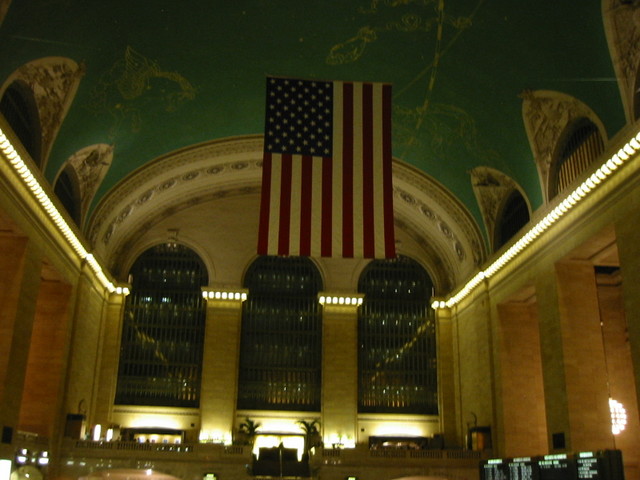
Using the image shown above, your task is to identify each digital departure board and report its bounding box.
[538,454,576,480]
[480,450,624,480]
[482,459,509,480]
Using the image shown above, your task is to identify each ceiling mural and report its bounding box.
[0,0,627,228]
[87,46,197,139]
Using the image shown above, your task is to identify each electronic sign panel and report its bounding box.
[479,450,624,480]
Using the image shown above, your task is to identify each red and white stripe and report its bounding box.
[258,81,395,259]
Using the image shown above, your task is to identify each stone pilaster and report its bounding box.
[0,238,42,443]
[320,294,360,447]
[435,306,459,448]
[199,290,246,443]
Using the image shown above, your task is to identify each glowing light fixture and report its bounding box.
[319,294,363,306]
[37,452,49,466]
[609,398,627,435]
[202,289,248,302]
[433,130,640,310]
[15,449,28,464]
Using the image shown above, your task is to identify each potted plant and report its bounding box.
[236,417,261,446]
[296,419,322,457]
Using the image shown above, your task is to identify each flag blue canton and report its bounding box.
[264,77,334,157]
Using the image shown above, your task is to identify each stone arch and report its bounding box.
[86,135,484,295]
[470,166,531,252]
[54,143,114,228]
[602,0,640,122]
[0,79,42,166]
[1,57,84,172]
[520,90,608,204]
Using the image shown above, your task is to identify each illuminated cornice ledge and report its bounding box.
[202,288,248,301]
[319,293,364,306]
[3,123,639,303]
[0,127,128,295]
[432,130,640,310]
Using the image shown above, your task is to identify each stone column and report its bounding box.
[0,237,42,453]
[495,299,547,457]
[436,306,459,448]
[199,290,246,444]
[538,260,614,452]
[320,294,360,447]
[93,290,128,429]
[615,215,640,426]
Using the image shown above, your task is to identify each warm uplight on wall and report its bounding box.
[432,130,640,310]
[254,435,305,461]
[609,398,627,435]
[0,127,121,295]
[202,289,248,302]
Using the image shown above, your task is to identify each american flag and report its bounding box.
[257,76,396,259]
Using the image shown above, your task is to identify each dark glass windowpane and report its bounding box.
[238,256,322,411]
[115,243,208,407]
[495,191,530,250]
[358,256,437,414]
[553,121,604,197]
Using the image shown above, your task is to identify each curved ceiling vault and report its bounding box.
[87,136,484,293]
[0,1,625,233]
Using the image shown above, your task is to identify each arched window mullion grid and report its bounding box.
[238,256,323,411]
[115,243,208,408]
[358,256,437,415]
[551,119,605,199]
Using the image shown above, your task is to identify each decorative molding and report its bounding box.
[469,166,527,250]
[3,57,85,170]
[86,136,264,251]
[602,0,640,121]
[60,144,114,228]
[520,90,607,203]
[87,136,485,291]
[392,161,485,270]
[106,185,261,277]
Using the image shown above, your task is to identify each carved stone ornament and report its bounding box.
[63,144,114,226]
[469,166,523,248]
[602,0,640,121]
[520,89,604,203]
[5,58,85,170]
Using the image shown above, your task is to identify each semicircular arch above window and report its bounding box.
[549,118,605,200]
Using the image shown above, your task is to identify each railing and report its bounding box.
[321,446,485,462]
[74,440,195,453]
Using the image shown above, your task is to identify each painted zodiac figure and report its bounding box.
[89,46,196,138]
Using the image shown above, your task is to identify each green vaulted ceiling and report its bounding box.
[0,0,625,226]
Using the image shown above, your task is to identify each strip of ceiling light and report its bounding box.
[0,126,120,294]
[2,124,639,303]
[433,130,640,310]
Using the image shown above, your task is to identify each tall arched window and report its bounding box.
[358,256,437,414]
[0,81,42,166]
[238,256,323,411]
[494,190,530,251]
[551,119,604,199]
[115,243,208,407]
